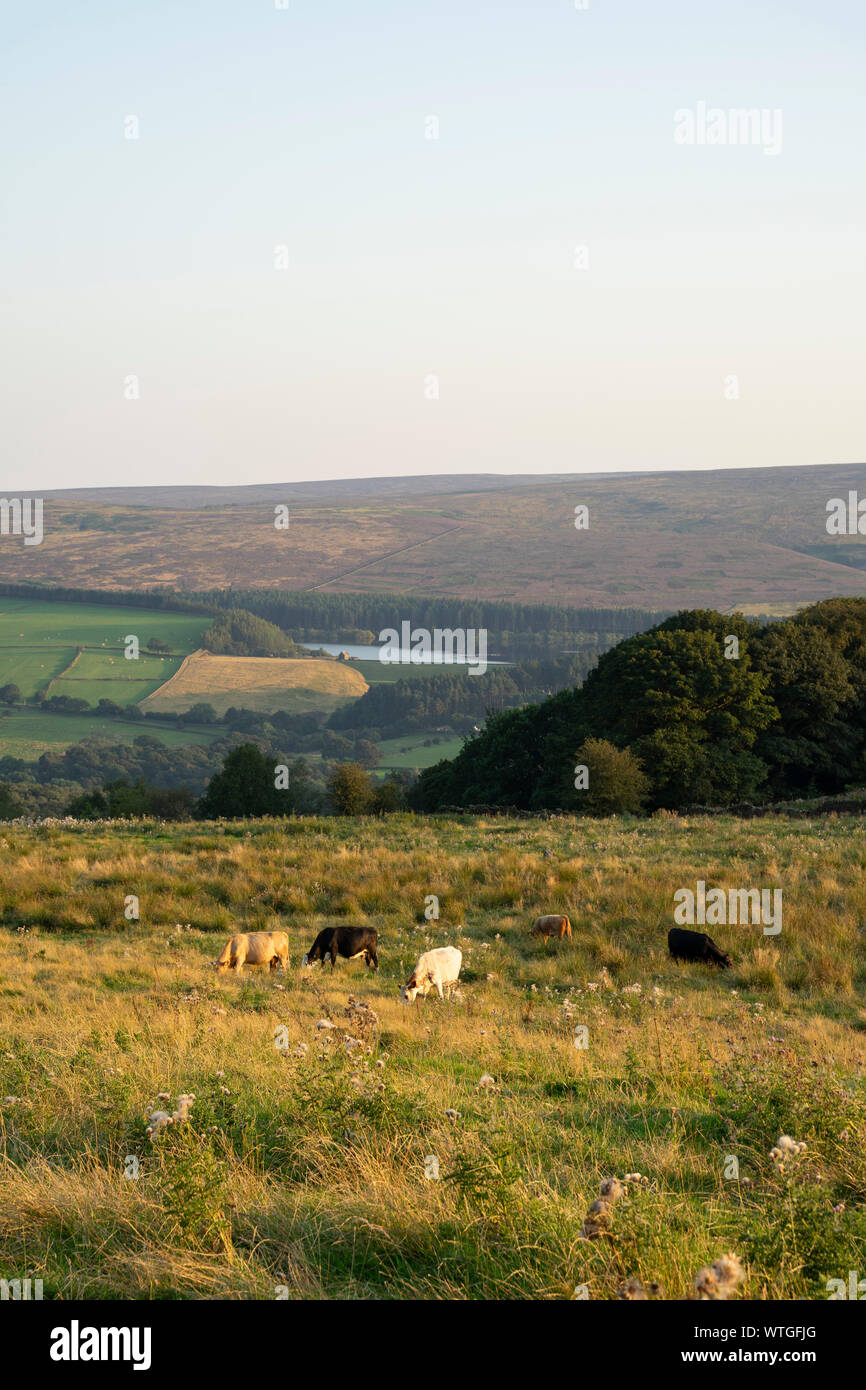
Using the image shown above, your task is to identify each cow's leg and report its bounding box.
[330,946,338,969]
[367,948,379,971]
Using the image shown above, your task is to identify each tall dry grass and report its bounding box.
[1,812,864,1299]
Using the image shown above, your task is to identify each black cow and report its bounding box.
[302,926,379,971]
[668,927,732,969]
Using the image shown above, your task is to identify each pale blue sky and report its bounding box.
[3,0,864,490]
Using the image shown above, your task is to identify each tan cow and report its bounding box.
[215,931,289,974]
[529,914,572,944]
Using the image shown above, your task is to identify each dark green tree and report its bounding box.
[198,743,290,818]
[752,618,857,796]
[183,702,219,725]
[352,738,382,769]
[0,781,22,819]
[328,762,373,815]
[578,615,776,807]
[572,738,649,815]
[371,775,408,814]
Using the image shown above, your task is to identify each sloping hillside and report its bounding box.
[140,650,368,716]
[4,462,865,611]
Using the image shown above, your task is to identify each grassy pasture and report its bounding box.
[0,600,206,720]
[0,599,207,654]
[352,658,466,685]
[377,734,466,769]
[0,709,215,759]
[0,813,864,1300]
[0,646,77,699]
[49,650,183,705]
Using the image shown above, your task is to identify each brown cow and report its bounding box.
[529,914,572,945]
[215,931,289,975]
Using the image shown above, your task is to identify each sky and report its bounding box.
[2,0,864,491]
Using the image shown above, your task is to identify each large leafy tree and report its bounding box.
[328,762,373,815]
[752,618,857,796]
[413,609,778,811]
[577,613,776,806]
[411,603,866,813]
[572,738,649,815]
[199,743,292,818]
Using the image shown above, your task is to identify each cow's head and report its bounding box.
[400,973,419,1004]
[719,951,734,969]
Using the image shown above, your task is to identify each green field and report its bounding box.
[0,600,211,751]
[47,649,183,706]
[0,645,78,699]
[0,600,482,764]
[0,708,216,759]
[0,812,864,1301]
[377,733,466,768]
[0,599,207,654]
[352,658,467,685]
[0,600,206,705]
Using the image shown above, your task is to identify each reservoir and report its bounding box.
[301,642,506,666]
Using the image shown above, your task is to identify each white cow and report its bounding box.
[401,946,463,1003]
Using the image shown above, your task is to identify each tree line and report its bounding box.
[410,599,866,813]
[1,581,665,653]
[195,587,666,657]
[326,653,601,738]
[0,742,408,822]
[0,582,213,615]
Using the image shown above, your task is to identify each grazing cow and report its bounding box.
[401,946,463,1002]
[529,914,572,944]
[302,926,378,971]
[215,930,289,975]
[668,927,732,969]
